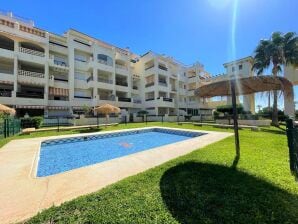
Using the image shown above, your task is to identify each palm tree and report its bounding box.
[252,32,298,126]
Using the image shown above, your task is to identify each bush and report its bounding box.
[21,117,43,129]
[216,104,244,115]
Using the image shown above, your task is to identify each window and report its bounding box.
[232,66,235,72]
[239,64,243,70]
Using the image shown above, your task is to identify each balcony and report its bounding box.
[116,81,128,87]
[18,69,44,78]
[98,77,113,84]
[157,97,173,102]
[16,92,44,99]
[158,81,168,87]
[19,47,44,57]
[158,65,168,71]
[116,64,128,70]
[145,65,154,71]
[145,82,154,88]
[0,91,12,97]
[74,96,92,100]
[118,97,131,102]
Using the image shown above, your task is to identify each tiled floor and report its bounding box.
[0,127,232,224]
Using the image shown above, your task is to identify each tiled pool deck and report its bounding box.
[0,127,232,223]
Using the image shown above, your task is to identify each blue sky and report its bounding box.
[2,0,298,109]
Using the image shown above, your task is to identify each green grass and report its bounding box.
[11,122,298,223]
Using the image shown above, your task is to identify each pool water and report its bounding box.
[37,129,202,177]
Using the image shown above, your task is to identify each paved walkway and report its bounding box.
[0,127,232,223]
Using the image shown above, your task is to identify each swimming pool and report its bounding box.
[37,128,204,177]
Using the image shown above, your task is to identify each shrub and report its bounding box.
[21,116,43,129]
[216,104,244,115]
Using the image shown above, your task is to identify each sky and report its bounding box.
[1,0,298,109]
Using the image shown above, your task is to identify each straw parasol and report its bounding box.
[0,104,16,116]
[94,103,121,126]
[195,76,294,98]
[195,75,294,159]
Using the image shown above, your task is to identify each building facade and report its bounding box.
[0,11,225,118]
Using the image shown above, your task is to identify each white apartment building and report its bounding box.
[0,11,222,119]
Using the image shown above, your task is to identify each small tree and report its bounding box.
[82,105,91,116]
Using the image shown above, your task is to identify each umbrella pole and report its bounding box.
[231,80,240,158]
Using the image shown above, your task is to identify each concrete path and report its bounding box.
[0,127,232,223]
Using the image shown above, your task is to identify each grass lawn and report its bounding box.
[6,122,298,223]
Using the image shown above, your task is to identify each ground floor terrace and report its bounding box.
[0,122,298,223]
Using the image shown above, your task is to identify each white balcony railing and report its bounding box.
[19,47,45,57]
[18,69,45,78]
[116,64,128,70]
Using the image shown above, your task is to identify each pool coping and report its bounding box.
[33,127,206,178]
[0,126,232,224]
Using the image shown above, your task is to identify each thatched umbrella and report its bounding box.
[195,75,294,159]
[94,103,121,126]
[0,104,15,116]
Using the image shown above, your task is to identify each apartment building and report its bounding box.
[0,11,221,118]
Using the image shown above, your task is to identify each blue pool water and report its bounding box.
[37,128,202,177]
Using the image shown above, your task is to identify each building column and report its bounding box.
[13,40,19,98]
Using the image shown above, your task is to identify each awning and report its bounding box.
[16,105,45,109]
[48,106,69,110]
[72,106,89,110]
[0,80,14,85]
[49,87,69,96]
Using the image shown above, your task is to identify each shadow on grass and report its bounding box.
[160,162,298,223]
[260,128,285,135]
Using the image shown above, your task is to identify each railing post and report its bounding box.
[12,119,15,135]
[57,117,60,132]
[3,119,7,138]
[97,114,99,128]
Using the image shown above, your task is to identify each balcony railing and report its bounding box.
[98,59,113,66]
[54,59,68,67]
[0,91,12,97]
[18,69,45,78]
[145,65,154,70]
[133,99,142,104]
[98,77,113,84]
[158,65,168,71]
[99,97,115,101]
[133,86,138,90]
[157,97,173,102]
[19,47,45,57]
[16,92,44,99]
[116,64,128,70]
[54,78,68,82]
[118,97,131,102]
[158,81,168,87]
[145,82,154,88]
[116,81,128,87]
[74,96,92,100]
[145,98,154,101]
